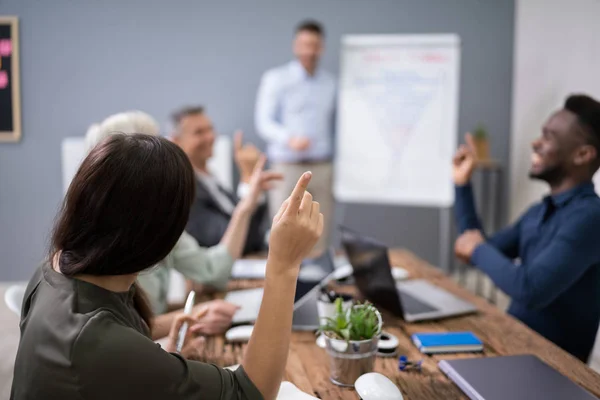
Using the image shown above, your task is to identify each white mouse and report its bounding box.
[355,373,403,400]
[391,266,409,281]
[225,325,254,342]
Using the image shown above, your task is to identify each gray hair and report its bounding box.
[85,111,161,153]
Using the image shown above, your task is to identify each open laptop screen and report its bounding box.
[341,227,404,317]
[294,280,321,303]
[293,249,336,303]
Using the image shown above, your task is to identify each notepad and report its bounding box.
[412,331,483,354]
[438,355,599,400]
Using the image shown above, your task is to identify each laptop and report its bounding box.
[225,249,337,328]
[230,253,352,280]
[341,227,476,322]
[438,355,599,400]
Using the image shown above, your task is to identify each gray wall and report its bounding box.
[0,0,514,281]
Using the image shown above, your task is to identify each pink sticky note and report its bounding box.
[0,39,12,57]
[0,70,8,89]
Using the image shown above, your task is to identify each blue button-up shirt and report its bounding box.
[255,61,336,163]
[455,182,600,361]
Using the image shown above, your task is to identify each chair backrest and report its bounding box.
[61,137,87,195]
[61,135,233,194]
[4,284,26,317]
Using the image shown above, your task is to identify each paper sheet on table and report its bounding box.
[224,367,317,400]
[231,259,268,279]
[277,382,318,399]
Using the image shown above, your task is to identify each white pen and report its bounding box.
[176,291,196,353]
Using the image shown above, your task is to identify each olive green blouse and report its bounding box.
[10,264,263,400]
[137,231,234,315]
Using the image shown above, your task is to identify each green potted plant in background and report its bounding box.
[472,124,490,161]
[319,298,382,387]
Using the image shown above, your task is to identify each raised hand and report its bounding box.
[234,130,262,182]
[453,133,478,185]
[268,172,323,270]
[237,155,282,213]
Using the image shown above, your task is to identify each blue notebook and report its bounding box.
[412,332,483,354]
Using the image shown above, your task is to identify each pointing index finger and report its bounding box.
[252,154,267,176]
[465,132,477,156]
[286,171,312,215]
[234,130,243,151]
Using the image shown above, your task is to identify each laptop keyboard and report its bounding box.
[399,291,438,315]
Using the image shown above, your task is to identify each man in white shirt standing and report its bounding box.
[255,20,336,253]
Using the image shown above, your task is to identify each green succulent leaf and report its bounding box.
[318,300,381,341]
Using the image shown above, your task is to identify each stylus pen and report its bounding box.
[176,291,196,353]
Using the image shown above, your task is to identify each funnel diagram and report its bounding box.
[353,69,442,160]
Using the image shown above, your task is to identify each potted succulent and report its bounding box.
[319,298,382,387]
[472,124,490,161]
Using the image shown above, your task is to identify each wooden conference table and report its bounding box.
[201,249,600,399]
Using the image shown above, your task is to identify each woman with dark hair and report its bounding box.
[84,111,279,340]
[11,134,322,399]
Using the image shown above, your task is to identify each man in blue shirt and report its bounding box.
[255,20,336,253]
[454,94,600,362]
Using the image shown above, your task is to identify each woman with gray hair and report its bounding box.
[85,111,267,340]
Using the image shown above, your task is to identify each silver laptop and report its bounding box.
[439,355,599,400]
[225,249,337,328]
[341,227,476,322]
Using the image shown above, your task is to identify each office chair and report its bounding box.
[4,284,26,317]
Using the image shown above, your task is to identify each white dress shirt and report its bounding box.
[255,60,337,163]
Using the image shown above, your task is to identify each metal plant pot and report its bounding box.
[324,335,380,387]
[322,305,383,387]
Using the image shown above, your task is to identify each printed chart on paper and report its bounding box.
[335,34,461,207]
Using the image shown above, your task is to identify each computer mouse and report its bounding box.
[355,373,403,400]
[225,325,254,342]
[391,266,409,281]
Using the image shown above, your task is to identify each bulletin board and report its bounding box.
[0,17,21,142]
